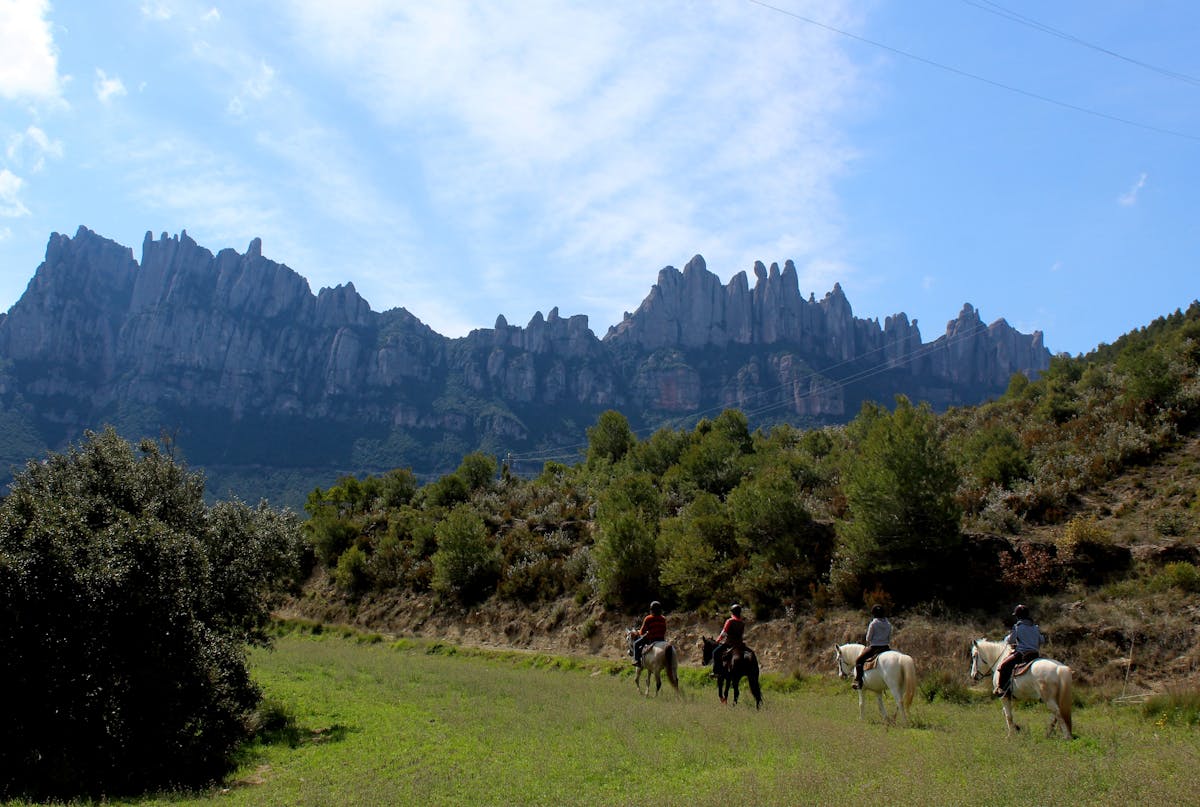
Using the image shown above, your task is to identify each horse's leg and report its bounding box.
[887,675,909,725]
[654,670,662,696]
[876,691,889,724]
[1037,678,1063,738]
[1001,694,1019,735]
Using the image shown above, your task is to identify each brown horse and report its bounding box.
[701,636,762,709]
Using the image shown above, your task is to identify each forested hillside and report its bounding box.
[292,301,1200,687]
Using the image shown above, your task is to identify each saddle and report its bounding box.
[862,657,879,672]
[1012,659,1037,677]
[721,645,753,673]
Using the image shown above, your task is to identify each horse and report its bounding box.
[833,643,916,725]
[624,628,680,697]
[970,638,1073,739]
[700,637,762,709]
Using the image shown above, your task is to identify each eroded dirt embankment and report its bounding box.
[277,573,1199,692]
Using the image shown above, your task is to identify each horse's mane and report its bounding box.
[838,642,866,661]
[973,638,1008,663]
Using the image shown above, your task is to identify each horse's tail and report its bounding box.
[901,654,917,712]
[1057,665,1073,736]
[747,652,763,709]
[666,644,680,691]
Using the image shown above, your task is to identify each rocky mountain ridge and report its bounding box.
[0,227,1050,505]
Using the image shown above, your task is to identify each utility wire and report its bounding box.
[740,0,1200,143]
[960,0,1200,88]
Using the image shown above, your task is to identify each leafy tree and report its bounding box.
[727,467,826,611]
[670,410,752,497]
[422,473,470,508]
[592,472,660,607]
[455,451,498,493]
[431,505,499,603]
[657,492,736,607]
[586,409,636,468]
[0,428,305,801]
[960,424,1029,489]
[834,398,962,604]
[379,468,419,509]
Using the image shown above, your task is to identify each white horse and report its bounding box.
[833,643,916,725]
[625,628,680,697]
[970,638,1073,739]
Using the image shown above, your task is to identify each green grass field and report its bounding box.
[25,632,1200,807]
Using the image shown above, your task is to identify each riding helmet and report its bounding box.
[871,604,885,617]
[1013,604,1030,619]
[730,603,742,616]
[650,600,662,614]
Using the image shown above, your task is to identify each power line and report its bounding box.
[960,0,1200,88]
[740,0,1200,143]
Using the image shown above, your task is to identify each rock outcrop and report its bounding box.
[0,228,1051,505]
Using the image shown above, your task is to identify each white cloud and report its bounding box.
[227,60,275,116]
[202,7,220,23]
[6,124,63,172]
[94,68,127,104]
[140,1,173,21]
[277,0,864,330]
[0,0,65,105]
[1118,172,1147,206]
[0,168,30,217]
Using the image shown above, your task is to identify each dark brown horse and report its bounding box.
[701,636,762,709]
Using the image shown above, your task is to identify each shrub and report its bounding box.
[1160,561,1200,593]
[1057,515,1109,558]
[1143,688,1200,726]
[333,545,372,593]
[919,668,974,704]
[0,428,305,801]
[431,506,499,603]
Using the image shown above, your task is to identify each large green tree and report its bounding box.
[0,428,305,801]
[834,397,962,603]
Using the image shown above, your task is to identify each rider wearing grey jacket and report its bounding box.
[995,604,1045,696]
[852,604,892,690]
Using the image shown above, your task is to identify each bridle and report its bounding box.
[970,643,996,681]
[835,646,849,679]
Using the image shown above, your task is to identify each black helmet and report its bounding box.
[871,604,885,618]
[1013,604,1030,619]
[650,601,662,614]
[730,603,742,616]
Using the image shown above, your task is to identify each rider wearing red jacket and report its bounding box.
[713,603,745,674]
[632,601,667,666]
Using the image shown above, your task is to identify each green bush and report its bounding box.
[1161,561,1200,593]
[0,428,305,801]
[919,668,975,704]
[1143,688,1200,726]
[431,505,499,603]
[334,545,372,593]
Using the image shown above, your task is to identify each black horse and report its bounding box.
[701,636,762,709]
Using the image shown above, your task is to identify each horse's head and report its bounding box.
[625,627,638,657]
[833,644,849,678]
[969,638,995,681]
[700,636,716,665]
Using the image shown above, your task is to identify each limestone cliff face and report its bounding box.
[0,228,1051,495]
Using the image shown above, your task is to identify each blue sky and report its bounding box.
[1,0,1196,356]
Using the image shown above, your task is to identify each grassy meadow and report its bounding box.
[33,630,1190,807]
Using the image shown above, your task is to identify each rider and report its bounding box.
[713,603,745,676]
[852,603,892,690]
[995,604,1045,696]
[632,601,667,667]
